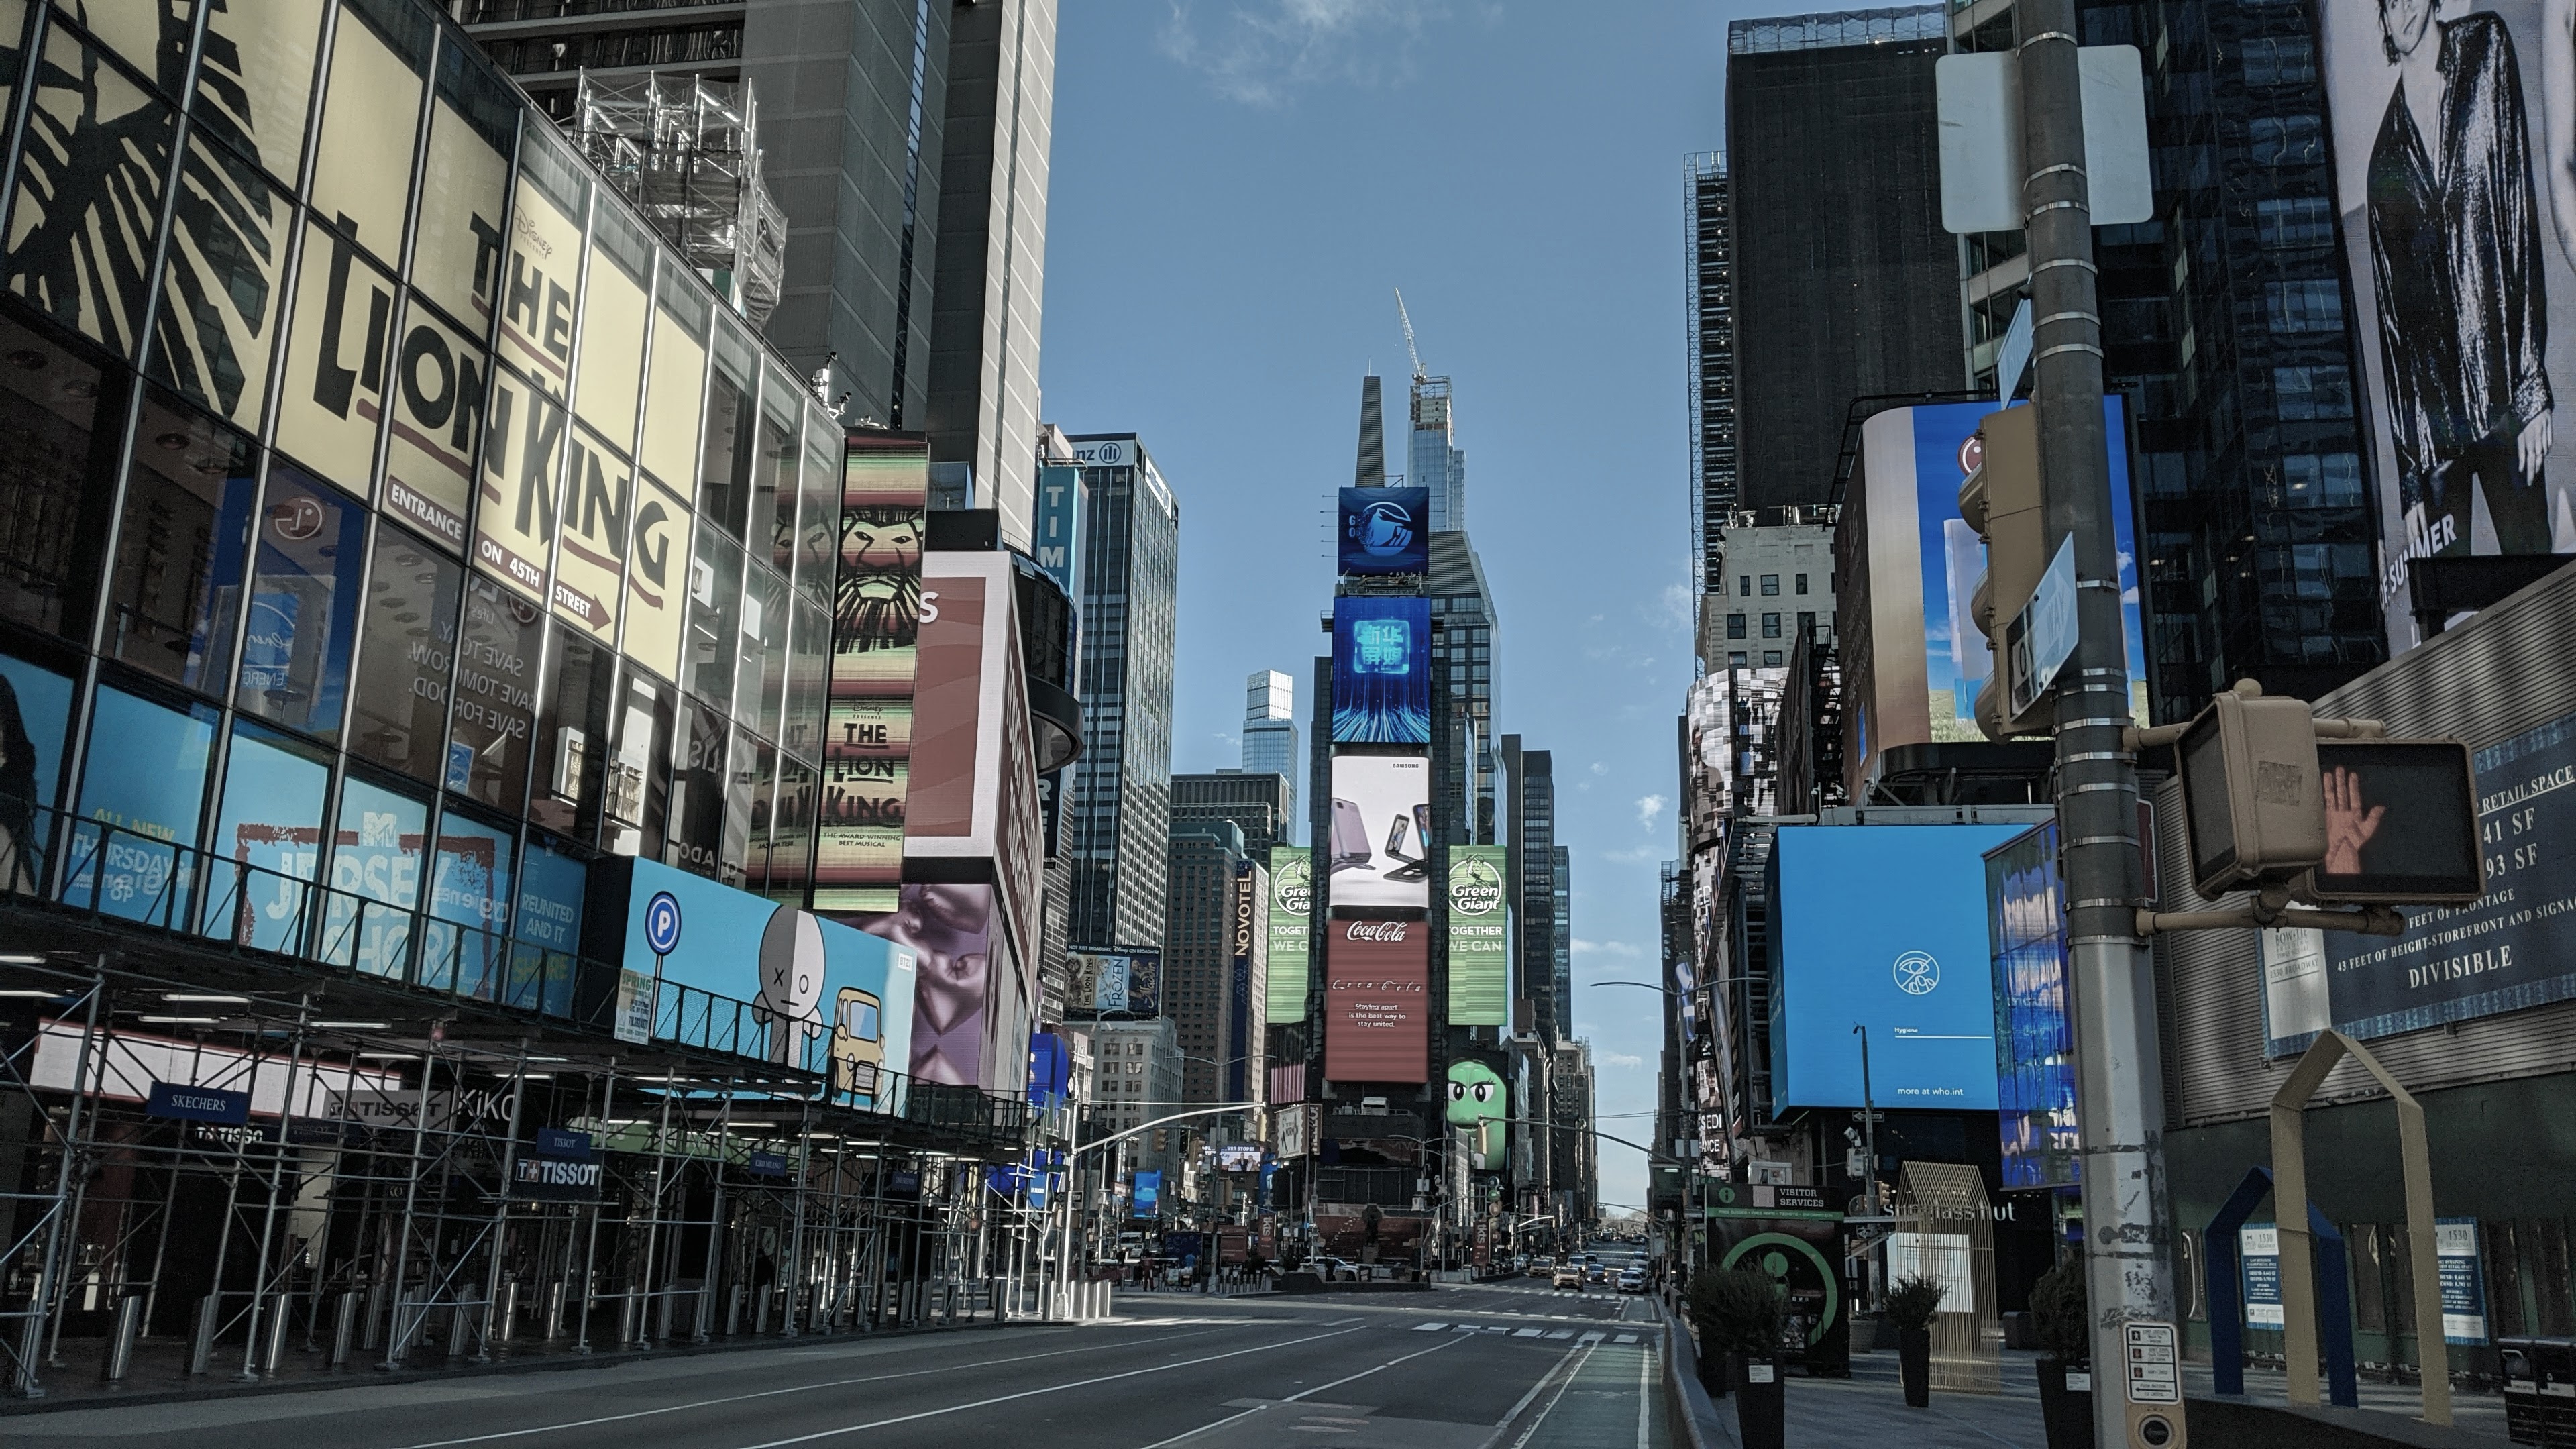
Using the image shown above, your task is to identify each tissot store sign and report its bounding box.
[1325,920,1428,1083]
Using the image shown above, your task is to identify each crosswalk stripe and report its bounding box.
[1546,1330,1574,1340]
[1578,1331,1606,1344]
[1454,1324,1481,1333]
[1615,1334,1638,1344]
[1485,1326,1507,1334]
[1413,1322,1446,1332]
[1513,1328,1544,1338]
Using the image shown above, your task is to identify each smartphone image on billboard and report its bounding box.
[1330,798,1373,873]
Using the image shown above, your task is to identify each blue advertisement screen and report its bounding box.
[1987,822,2079,1190]
[1331,595,1431,744]
[1132,1169,1161,1217]
[1905,397,2147,736]
[1770,824,2023,1112]
[616,858,916,1089]
[1338,487,1429,575]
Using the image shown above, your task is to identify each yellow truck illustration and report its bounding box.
[829,987,883,1095]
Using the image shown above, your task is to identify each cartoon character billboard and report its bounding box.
[1445,1059,1507,1173]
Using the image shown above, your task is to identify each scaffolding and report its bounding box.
[571,71,788,323]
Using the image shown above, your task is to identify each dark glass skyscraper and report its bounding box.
[1065,434,1179,949]
[1685,151,1737,593]
[1725,6,1962,508]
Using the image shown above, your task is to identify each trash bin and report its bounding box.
[2502,1338,2541,1446]
[2532,1338,2576,1449]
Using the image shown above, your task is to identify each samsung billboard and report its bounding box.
[1769,824,2023,1113]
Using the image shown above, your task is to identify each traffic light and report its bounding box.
[1954,404,2055,739]
[2175,684,2326,896]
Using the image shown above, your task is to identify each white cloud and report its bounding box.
[1654,582,1693,631]
[1599,1051,1644,1070]
[1572,938,1642,959]
[1591,761,1609,776]
[1157,1,1437,107]
[1598,845,1658,864]
[1636,794,1667,829]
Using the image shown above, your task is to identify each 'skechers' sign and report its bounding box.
[1325,921,1429,1083]
[146,1081,250,1124]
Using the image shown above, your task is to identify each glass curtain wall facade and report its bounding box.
[0,0,845,1008]
[1065,435,1177,950]
[1685,150,1736,595]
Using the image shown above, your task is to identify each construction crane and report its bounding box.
[1395,288,1426,384]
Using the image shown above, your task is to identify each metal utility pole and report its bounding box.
[2015,1,2182,1444]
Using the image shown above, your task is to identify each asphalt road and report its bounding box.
[10,1283,1670,1449]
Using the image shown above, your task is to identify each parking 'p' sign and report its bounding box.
[644,891,684,956]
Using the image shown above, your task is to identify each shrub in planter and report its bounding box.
[1689,1268,1787,1449]
[2028,1261,2094,1449]
[1882,1273,1946,1409]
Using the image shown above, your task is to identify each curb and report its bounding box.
[0,1313,1038,1417]
[1659,1302,1740,1449]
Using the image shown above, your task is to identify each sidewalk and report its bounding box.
[1664,1313,2514,1449]
[1,1307,1025,1416]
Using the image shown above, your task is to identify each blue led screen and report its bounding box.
[1331,595,1431,744]
[1769,824,2022,1113]
[1987,822,2079,1190]
[1337,487,1430,575]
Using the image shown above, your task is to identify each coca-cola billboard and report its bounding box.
[1325,920,1429,1083]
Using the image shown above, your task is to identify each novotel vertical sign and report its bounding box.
[1324,918,1430,1084]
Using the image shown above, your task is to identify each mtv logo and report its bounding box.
[360,812,401,848]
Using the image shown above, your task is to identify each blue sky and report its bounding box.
[1040,1,1749,1216]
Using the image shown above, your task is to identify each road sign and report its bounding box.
[644,890,684,955]
[2008,535,2078,720]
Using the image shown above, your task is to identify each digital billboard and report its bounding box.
[2318,0,2576,654]
[1326,754,1432,911]
[1331,596,1432,744]
[1447,845,1509,1025]
[1986,822,2078,1191]
[1324,918,1430,1083]
[1067,947,1163,1018]
[2267,706,2576,1055]
[1849,398,2144,777]
[1265,847,1312,1018]
[816,435,926,913]
[1770,824,2024,1112]
[1337,486,1430,575]
[609,857,916,1098]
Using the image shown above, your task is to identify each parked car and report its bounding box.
[1527,1258,1552,1279]
[1312,1256,1361,1282]
[1551,1262,1584,1291]
[1616,1267,1648,1294]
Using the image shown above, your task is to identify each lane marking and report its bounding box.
[1615,1334,1638,1344]
[1512,1328,1543,1338]
[1133,1326,1464,1449]
[1634,1338,1652,1449]
[1545,1330,1574,1340]
[1415,1322,1448,1332]
[1578,1331,1606,1344]
[722,1324,1368,1449]
[1489,1342,1580,1429]
[1501,1344,1596,1449]
[396,1329,1204,1449]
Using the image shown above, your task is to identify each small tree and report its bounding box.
[1883,1272,1948,1332]
[2027,1259,2090,1366]
[1688,1266,1785,1356]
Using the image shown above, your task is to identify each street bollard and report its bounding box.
[655,1287,676,1344]
[186,1295,220,1375]
[727,1284,745,1338]
[618,1291,643,1349]
[258,1298,292,1375]
[541,1280,566,1342]
[101,1293,146,1383]
[361,1282,387,1352]
[494,1278,519,1346]
[445,1301,474,1360]
[754,1286,772,1336]
[329,1289,359,1368]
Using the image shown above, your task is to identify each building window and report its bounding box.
[2249,115,2324,167]
[2242,36,2316,87]
[1728,651,1748,667]
[2272,453,2364,509]
[1762,613,1782,639]
[2265,279,2343,335]
[1726,613,1747,639]
[1798,611,1815,636]
[1760,574,1778,596]
[1738,574,1751,597]
[1763,650,1783,666]
[2255,197,2334,250]
[2273,366,2354,420]
[1794,573,1809,596]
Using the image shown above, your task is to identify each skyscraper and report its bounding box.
[1551,843,1574,1040]
[1065,433,1180,949]
[1171,772,1296,855]
[1241,669,1299,814]
[1725,6,1961,507]
[1685,151,1738,594]
[1354,376,1387,488]
[1502,737,1562,1044]
[1410,375,1467,531]
[1431,535,1499,842]
[926,0,1058,549]
[1165,820,1260,1105]
[460,0,1059,539]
